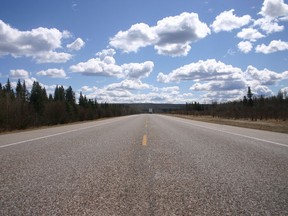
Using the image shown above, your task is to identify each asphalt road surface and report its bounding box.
[1,114,288,215]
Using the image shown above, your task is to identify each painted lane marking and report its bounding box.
[215,130,288,148]
[163,116,288,148]
[142,134,147,146]
[142,117,148,146]
[0,118,127,149]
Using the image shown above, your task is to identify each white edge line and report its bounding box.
[165,115,288,148]
[0,119,123,149]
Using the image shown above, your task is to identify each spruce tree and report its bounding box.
[65,86,75,104]
[30,81,47,113]
[247,87,253,107]
[16,79,23,99]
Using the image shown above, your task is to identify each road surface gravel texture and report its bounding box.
[1,114,288,215]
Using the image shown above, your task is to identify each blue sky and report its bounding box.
[0,0,288,103]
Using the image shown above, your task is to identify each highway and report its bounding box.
[1,114,288,215]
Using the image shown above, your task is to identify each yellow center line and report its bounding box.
[142,118,148,146]
[142,134,147,146]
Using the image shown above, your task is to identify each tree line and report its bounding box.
[0,79,137,132]
[174,87,288,121]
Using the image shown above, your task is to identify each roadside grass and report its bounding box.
[169,114,288,134]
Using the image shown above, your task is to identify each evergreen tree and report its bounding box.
[16,79,22,97]
[48,94,53,101]
[65,86,75,104]
[54,85,59,101]
[22,81,28,102]
[15,79,27,101]
[243,96,248,106]
[4,79,15,99]
[79,92,88,107]
[247,86,253,106]
[30,81,48,113]
[58,86,65,101]
[277,90,284,100]
[5,78,12,92]
[284,90,288,100]
[0,81,137,131]
[0,83,2,97]
[54,85,65,101]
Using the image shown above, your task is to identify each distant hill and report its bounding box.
[126,103,185,113]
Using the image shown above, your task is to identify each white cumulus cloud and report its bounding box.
[253,17,284,34]
[153,12,211,56]
[70,49,154,80]
[190,80,245,92]
[9,69,30,79]
[255,40,288,54]
[237,28,265,42]
[157,59,288,102]
[0,19,72,63]
[109,12,210,57]
[260,0,288,18]
[244,65,288,85]
[122,61,154,80]
[69,49,123,77]
[109,23,156,53]
[211,9,251,33]
[81,83,190,104]
[106,79,150,91]
[36,68,67,78]
[157,59,242,83]
[70,57,123,77]
[67,38,85,51]
[35,51,72,64]
[238,41,253,53]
